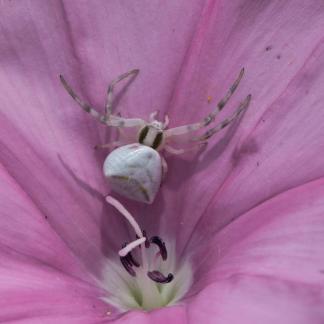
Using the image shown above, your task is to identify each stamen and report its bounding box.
[122,242,140,268]
[119,237,146,257]
[150,236,167,260]
[143,230,150,248]
[120,242,140,267]
[147,271,174,284]
[106,196,143,238]
[120,256,136,277]
[127,252,140,267]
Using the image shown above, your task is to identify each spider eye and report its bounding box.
[138,126,149,144]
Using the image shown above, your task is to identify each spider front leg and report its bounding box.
[105,69,139,117]
[60,75,145,128]
[164,68,246,138]
[193,94,251,141]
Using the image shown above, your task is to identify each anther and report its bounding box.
[150,236,167,260]
[143,230,150,248]
[127,252,140,267]
[121,242,140,267]
[120,256,136,277]
[147,270,174,284]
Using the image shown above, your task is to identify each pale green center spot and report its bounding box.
[101,243,193,311]
[102,196,193,311]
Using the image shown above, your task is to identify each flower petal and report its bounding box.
[187,178,324,323]
[0,162,88,279]
[0,250,108,323]
[114,305,186,324]
[154,1,324,248]
[188,275,324,324]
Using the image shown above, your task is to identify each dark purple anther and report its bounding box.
[147,270,174,284]
[120,242,139,274]
[120,256,136,277]
[143,230,150,248]
[150,236,167,260]
[127,252,140,267]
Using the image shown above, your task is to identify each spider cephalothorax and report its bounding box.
[60,69,251,203]
[138,118,167,151]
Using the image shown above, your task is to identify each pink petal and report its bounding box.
[154,1,324,250]
[188,178,324,323]
[0,245,108,323]
[0,163,88,280]
[0,165,110,321]
[115,306,186,324]
[189,276,324,324]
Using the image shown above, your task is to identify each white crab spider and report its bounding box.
[60,69,251,203]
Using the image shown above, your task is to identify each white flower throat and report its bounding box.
[102,196,193,311]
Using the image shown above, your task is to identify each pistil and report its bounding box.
[106,196,174,283]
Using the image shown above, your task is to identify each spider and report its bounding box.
[60,69,251,203]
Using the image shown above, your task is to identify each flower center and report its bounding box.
[101,196,193,311]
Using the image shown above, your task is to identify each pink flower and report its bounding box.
[1,1,324,323]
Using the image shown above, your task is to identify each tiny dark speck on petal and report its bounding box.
[257,161,260,166]
[320,270,324,274]
[276,54,281,59]
[44,215,48,219]
[265,45,272,51]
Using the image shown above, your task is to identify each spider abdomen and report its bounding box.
[103,144,163,204]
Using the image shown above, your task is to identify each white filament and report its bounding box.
[106,195,148,269]
[118,237,146,257]
[106,196,143,238]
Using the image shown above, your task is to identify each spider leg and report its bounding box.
[105,69,139,117]
[149,110,159,122]
[203,67,245,126]
[60,75,145,128]
[193,94,251,141]
[163,114,170,128]
[165,68,245,137]
[161,156,168,182]
[60,75,102,121]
